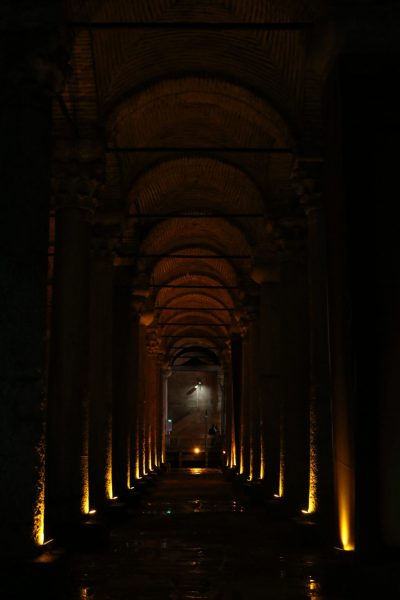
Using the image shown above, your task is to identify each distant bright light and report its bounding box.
[194,447,201,454]
[222,450,226,455]
[88,509,96,515]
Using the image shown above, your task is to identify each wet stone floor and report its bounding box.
[4,469,389,599]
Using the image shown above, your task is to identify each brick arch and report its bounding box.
[150,249,241,288]
[139,216,252,260]
[127,156,264,215]
[71,0,325,24]
[108,77,293,149]
[69,0,327,124]
[155,273,238,312]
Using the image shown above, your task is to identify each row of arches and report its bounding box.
[1,0,399,566]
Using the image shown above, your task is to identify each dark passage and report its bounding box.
[26,469,360,600]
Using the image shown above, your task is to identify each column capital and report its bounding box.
[250,261,281,284]
[132,294,155,327]
[0,28,70,105]
[52,140,105,214]
[145,328,161,356]
[291,157,324,216]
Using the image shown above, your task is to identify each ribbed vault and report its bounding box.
[139,217,251,259]
[61,0,325,365]
[108,78,293,148]
[68,0,326,23]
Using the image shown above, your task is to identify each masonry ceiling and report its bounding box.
[59,0,332,363]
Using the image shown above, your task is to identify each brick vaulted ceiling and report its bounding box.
[58,0,331,363]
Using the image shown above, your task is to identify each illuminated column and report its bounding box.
[144,332,159,472]
[161,367,172,464]
[112,269,139,495]
[252,264,282,496]
[294,159,334,524]
[222,356,234,467]
[144,335,162,471]
[155,356,164,467]
[87,232,115,508]
[239,326,251,476]
[129,296,155,478]
[0,37,63,554]
[241,307,260,481]
[281,252,310,511]
[217,369,225,459]
[230,334,243,470]
[47,144,102,532]
[248,316,261,481]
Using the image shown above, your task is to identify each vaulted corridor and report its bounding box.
[1,1,400,597]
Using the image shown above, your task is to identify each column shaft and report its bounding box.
[88,249,114,508]
[46,203,92,529]
[0,68,52,555]
[259,282,282,495]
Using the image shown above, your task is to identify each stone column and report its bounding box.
[281,251,310,512]
[293,159,334,526]
[230,334,242,470]
[251,264,282,496]
[112,268,136,496]
[133,297,155,477]
[144,337,156,472]
[217,369,225,460]
[239,322,251,477]
[46,146,102,536]
[161,367,172,464]
[87,232,115,509]
[248,315,261,481]
[222,356,234,467]
[143,329,161,472]
[0,33,64,556]
[155,355,164,467]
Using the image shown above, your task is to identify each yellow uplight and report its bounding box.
[33,436,46,546]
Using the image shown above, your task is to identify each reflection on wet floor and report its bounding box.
[36,469,355,600]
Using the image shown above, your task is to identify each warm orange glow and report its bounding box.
[307,402,318,514]
[105,414,113,500]
[126,434,131,491]
[249,440,254,482]
[88,509,96,515]
[147,426,152,473]
[259,427,265,480]
[189,468,203,475]
[33,436,46,546]
[308,576,321,600]
[81,454,90,515]
[80,586,92,600]
[230,410,237,468]
[239,435,244,474]
[337,462,355,550]
[279,444,285,498]
[194,447,201,454]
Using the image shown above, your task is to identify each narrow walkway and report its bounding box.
[21,469,359,599]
